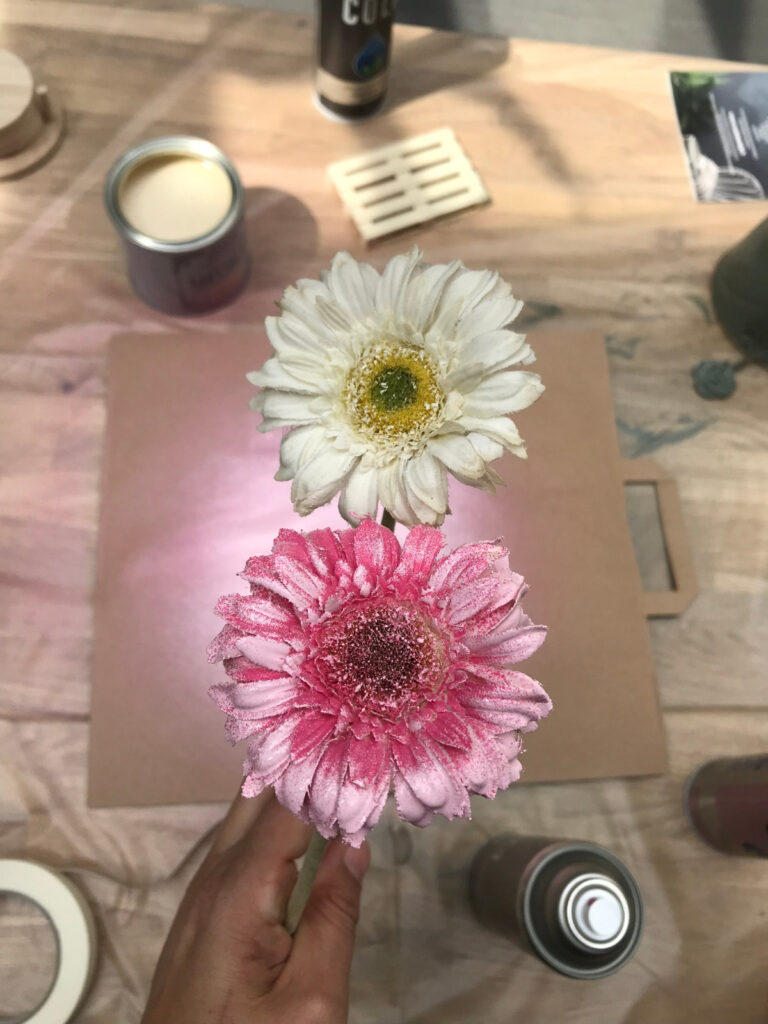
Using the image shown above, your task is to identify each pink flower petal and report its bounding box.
[348,735,390,786]
[461,575,527,636]
[496,731,523,759]
[240,553,325,612]
[271,528,312,563]
[454,722,510,798]
[243,714,298,787]
[222,657,285,683]
[428,541,507,595]
[391,525,446,589]
[207,623,243,663]
[336,527,358,570]
[392,736,455,813]
[305,528,345,577]
[290,711,336,761]
[424,711,473,751]
[352,563,374,596]
[444,576,501,625]
[336,762,391,841]
[307,737,349,832]
[225,716,263,743]
[363,768,391,831]
[235,634,292,673]
[208,677,299,720]
[458,667,552,731]
[241,773,269,799]
[466,624,547,662]
[274,742,327,816]
[393,771,434,827]
[214,592,301,642]
[353,519,401,581]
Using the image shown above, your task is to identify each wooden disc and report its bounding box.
[0,50,38,156]
[0,51,65,179]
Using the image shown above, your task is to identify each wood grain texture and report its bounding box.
[0,7,766,1022]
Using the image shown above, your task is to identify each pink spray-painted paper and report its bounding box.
[88,330,667,808]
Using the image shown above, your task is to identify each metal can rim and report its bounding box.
[104,136,244,254]
[521,840,644,980]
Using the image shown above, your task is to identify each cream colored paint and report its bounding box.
[118,154,233,242]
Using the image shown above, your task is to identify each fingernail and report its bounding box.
[343,842,370,882]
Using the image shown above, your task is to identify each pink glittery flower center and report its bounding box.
[312,599,446,718]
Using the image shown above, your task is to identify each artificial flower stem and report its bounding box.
[381,509,396,532]
[285,829,329,934]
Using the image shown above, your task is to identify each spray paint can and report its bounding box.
[314,0,396,122]
[684,754,768,856]
[469,835,643,980]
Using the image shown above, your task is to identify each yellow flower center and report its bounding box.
[343,342,444,446]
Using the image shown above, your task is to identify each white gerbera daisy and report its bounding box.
[248,248,544,527]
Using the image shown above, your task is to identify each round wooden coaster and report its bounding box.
[0,50,65,180]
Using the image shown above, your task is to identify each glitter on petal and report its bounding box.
[209,521,551,845]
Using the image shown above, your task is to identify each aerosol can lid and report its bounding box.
[558,873,631,951]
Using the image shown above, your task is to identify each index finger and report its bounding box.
[199,782,273,872]
[229,795,314,919]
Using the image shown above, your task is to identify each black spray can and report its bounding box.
[315,0,396,121]
[469,835,643,980]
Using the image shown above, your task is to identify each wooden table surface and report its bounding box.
[1,4,767,1022]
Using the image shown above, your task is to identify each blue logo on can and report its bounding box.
[353,34,387,79]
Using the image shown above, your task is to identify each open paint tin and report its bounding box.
[105,136,249,315]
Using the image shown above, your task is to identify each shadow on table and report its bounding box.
[388,31,577,186]
[243,187,319,289]
[387,29,510,110]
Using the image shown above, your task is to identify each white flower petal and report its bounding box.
[466,431,505,463]
[276,282,342,345]
[457,330,533,376]
[378,461,419,527]
[275,424,327,481]
[316,295,354,332]
[462,371,544,417]
[246,356,319,394]
[338,463,380,524]
[256,390,320,427]
[266,314,325,358]
[404,452,448,514]
[279,278,330,319]
[405,490,444,526]
[427,267,499,338]
[456,293,523,341]
[291,448,358,516]
[428,434,487,480]
[400,259,461,327]
[268,315,358,378]
[325,250,380,320]
[375,246,421,318]
[459,414,525,452]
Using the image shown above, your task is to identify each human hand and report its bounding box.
[142,788,370,1024]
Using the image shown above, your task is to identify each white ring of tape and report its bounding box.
[0,859,96,1024]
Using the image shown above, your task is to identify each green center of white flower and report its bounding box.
[342,342,445,451]
[369,366,419,412]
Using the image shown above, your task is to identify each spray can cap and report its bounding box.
[558,872,630,951]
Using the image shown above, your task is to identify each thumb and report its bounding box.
[281,839,370,1011]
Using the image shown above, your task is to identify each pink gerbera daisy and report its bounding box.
[208,520,551,846]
